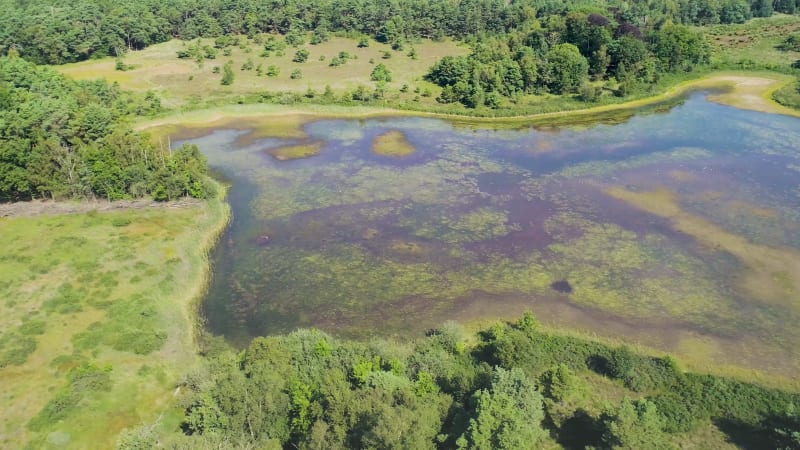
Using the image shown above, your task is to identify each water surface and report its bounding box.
[175,94,800,377]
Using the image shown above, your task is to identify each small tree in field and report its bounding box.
[370,63,392,82]
[221,61,234,85]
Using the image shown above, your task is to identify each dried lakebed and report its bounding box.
[172,93,800,379]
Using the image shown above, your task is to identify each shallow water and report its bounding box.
[175,94,800,377]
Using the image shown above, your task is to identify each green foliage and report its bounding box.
[28,363,112,431]
[547,43,590,94]
[221,60,235,85]
[370,63,392,82]
[293,48,310,63]
[266,65,280,77]
[0,57,206,201]
[169,316,800,449]
[600,399,671,449]
[290,69,302,79]
[540,364,579,402]
[779,33,800,52]
[458,367,547,449]
[0,333,37,367]
[116,424,158,450]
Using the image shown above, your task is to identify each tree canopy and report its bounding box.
[0,56,212,201]
[0,0,794,65]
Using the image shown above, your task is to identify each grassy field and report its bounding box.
[59,36,467,109]
[705,14,800,68]
[0,192,228,449]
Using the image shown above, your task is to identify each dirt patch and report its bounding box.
[0,198,203,218]
[702,75,791,114]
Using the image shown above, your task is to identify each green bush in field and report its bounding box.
[28,363,112,431]
[293,48,309,63]
[779,33,800,52]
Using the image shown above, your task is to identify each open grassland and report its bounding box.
[59,36,467,109]
[706,14,800,68]
[0,192,228,449]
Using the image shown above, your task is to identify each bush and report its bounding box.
[290,69,302,80]
[293,48,310,63]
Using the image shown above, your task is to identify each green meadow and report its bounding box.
[0,194,228,449]
[59,36,467,109]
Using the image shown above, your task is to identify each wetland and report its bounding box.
[171,92,800,379]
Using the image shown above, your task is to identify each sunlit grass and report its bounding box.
[0,191,229,449]
[58,36,467,109]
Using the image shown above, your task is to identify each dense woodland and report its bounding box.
[0,56,213,201]
[427,18,709,106]
[0,0,797,65]
[117,314,800,449]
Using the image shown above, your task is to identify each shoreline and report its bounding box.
[134,71,800,136]
[182,181,231,354]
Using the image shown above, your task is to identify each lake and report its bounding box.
[174,93,800,377]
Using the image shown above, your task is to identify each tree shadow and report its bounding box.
[557,408,603,450]
[714,418,773,450]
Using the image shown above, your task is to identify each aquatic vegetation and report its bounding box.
[268,141,324,160]
[410,207,515,243]
[554,147,713,179]
[606,187,800,293]
[371,130,416,157]
[174,94,800,379]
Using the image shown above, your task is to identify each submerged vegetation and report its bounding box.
[189,101,800,385]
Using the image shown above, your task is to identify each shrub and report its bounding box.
[293,48,310,63]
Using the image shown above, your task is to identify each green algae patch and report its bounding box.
[268,141,323,161]
[371,130,416,157]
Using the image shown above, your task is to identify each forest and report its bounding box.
[0,0,796,65]
[0,56,213,201]
[118,314,800,449]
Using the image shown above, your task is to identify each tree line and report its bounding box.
[117,313,800,449]
[427,15,710,107]
[0,55,213,202]
[0,0,797,65]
